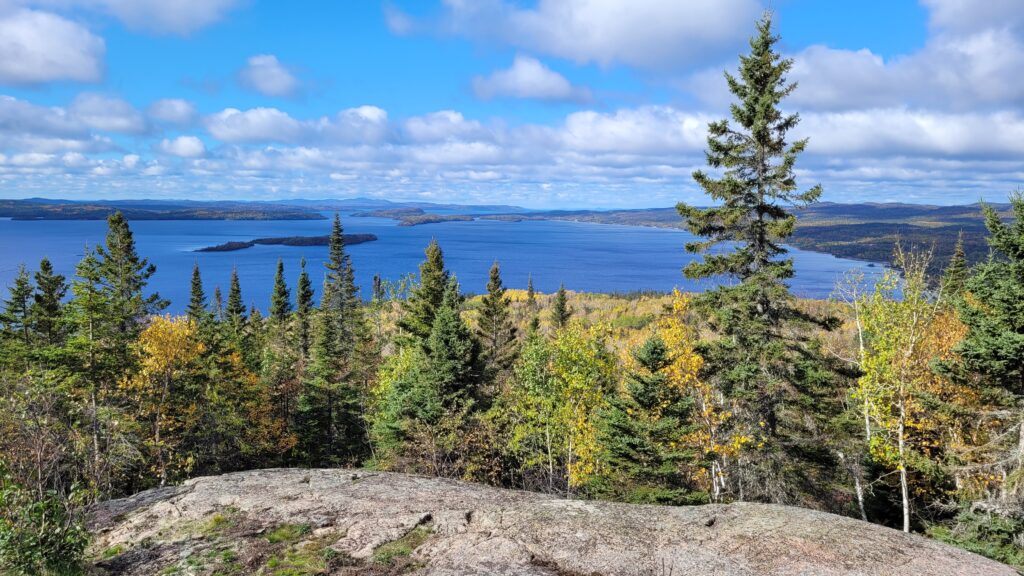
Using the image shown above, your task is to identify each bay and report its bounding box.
[0,214,877,313]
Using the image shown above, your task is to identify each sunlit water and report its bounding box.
[0,214,880,313]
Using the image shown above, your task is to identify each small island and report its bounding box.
[397,214,474,226]
[351,207,426,218]
[195,233,377,252]
[351,207,476,226]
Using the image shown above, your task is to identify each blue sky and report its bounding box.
[0,0,1021,208]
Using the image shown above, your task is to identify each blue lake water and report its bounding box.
[0,214,878,313]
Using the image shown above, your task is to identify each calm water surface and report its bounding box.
[0,214,878,313]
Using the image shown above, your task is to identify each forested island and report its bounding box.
[1,14,1022,576]
[195,233,378,252]
[351,207,476,226]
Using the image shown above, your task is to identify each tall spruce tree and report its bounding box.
[322,213,360,357]
[551,284,572,329]
[226,269,246,336]
[186,263,208,321]
[2,265,33,346]
[96,212,166,345]
[30,257,68,347]
[526,274,536,308]
[675,13,833,501]
[66,246,120,493]
[296,257,314,358]
[296,280,367,465]
[269,259,292,323]
[399,240,450,341]
[941,231,969,301]
[426,278,479,414]
[477,261,517,371]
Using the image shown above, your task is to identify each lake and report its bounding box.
[0,214,878,313]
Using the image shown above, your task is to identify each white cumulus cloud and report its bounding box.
[148,99,197,125]
[31,0,243,34]
[0,9,104,85]
[239,54,300,97]
[417,0,761,70]
[473,55,589,102]
[69,93,146,134]
[157,135,206,158]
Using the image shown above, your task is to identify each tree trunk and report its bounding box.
[837,450,868,522]
[898,401,910,533]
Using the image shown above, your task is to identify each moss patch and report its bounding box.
[372,526,432,565]
[265,523,311,544]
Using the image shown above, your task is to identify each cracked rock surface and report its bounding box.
[87,468,1017,575]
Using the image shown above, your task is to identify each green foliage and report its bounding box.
[372,526,431,565]
[226,268,246,338]
[426,279,480,409]
[188,263,206,320]
[674,13,836,502]
[95,212,166,344]
[399,240,449,341]
[941,232,969,302]
[265,523,311,544]
[30,258,68,349]
[593,336,701,504]
[295,257,314,357]
[2,265,33,347]
[928,511,1024,569]
[944,193,1024,393]
[0,467,88,575]
[269,259,292,324]
[477,261,517,372]
[551,284,572,329]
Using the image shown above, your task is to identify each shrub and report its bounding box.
[927,509,1024,570]
[0,467,89,576]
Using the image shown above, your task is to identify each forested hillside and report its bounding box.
[1,13,1022,576]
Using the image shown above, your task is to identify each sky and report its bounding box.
[0,0,1022,209]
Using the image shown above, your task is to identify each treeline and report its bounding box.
[3,202,1023,573]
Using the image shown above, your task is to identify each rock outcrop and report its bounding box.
[88,468,1017,575]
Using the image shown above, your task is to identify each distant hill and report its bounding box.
[2,198,1010,274]
[478,202,1013,274]
[0,199,324,221]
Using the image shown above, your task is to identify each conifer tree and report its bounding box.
[96,212,166,344]
[938,195,1024,513]
[186,263,207,321]
[596,336,699,504]
[296,281,367,465]
[941,231,968,301]
[66,246,119,493]
[675,13,833,500]
[551,284,572,329]
[2,265,33,346]
[269,259,291,323]
[426,279,479,410]
[323,213,360,354]
[399,240,449,341]
[30,257,68,347]
[212,286,223,321]
[477,261,517,371]
[226,269,246,336]
[296,257,314,357]
[526,274,536,309]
